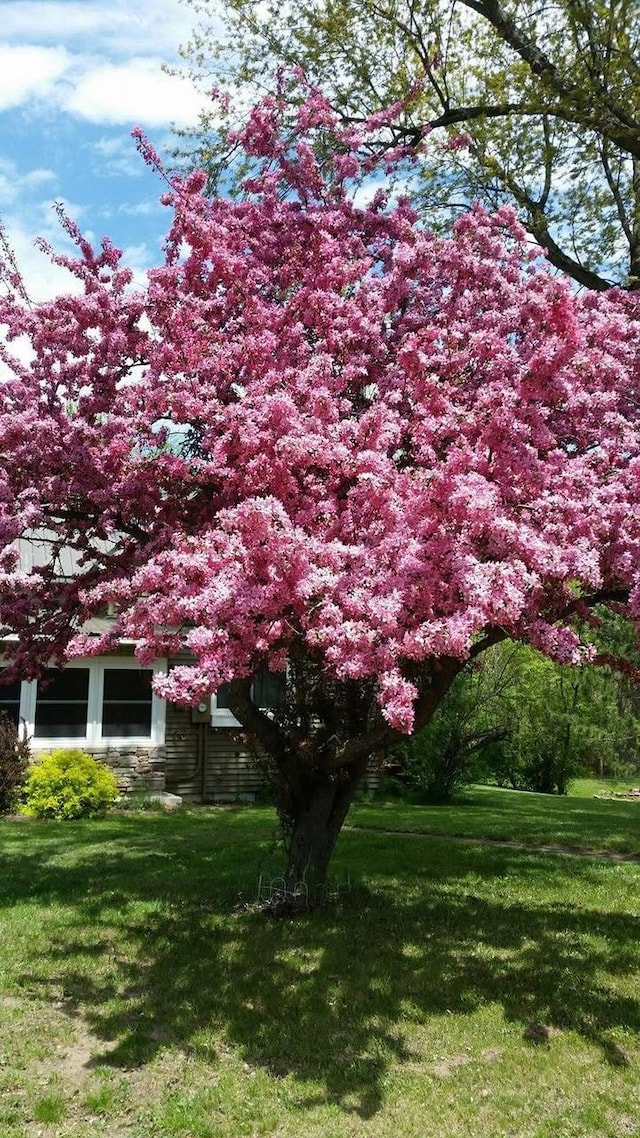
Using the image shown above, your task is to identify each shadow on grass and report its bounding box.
[1,811,639,1119]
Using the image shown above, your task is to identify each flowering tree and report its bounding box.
[1,88,639,886]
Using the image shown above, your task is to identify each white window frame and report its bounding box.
[211,670,286,728]
[211,693,242,728]
[4,657,167,749]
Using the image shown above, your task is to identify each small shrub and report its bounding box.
[373,775,413,801]
[21,748,119,820]
[0,714,30,815]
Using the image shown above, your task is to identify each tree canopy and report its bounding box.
[179,0,640,289]
[1,88,639,883]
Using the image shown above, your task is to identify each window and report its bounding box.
[212,668,286,727]
[35,668,90,738]
[1,658,166,748]
[101,668,153,738]
[0,676,21,727]
[251,669,286,709]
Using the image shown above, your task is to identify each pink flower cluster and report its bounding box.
[1,87,639,731]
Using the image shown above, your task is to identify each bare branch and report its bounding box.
[600,139,633,245]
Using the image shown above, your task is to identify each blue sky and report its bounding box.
[0,0,216,300]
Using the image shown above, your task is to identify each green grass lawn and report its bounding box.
[568,777,637,799]
[351,782,640,855]
[1,804,639,1137]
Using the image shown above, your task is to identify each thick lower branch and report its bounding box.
[225,677,291,766]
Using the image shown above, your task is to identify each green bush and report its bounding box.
[21,748,119,820]
[0,714,30,815]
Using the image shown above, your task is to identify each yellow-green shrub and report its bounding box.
[21,749,119,820]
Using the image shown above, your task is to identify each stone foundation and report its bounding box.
[98,746,166,793]
[30,745,167,794]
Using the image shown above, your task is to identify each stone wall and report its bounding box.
[70,745,167,794]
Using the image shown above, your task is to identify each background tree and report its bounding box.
[1,88,640,888]
[391,641,517,801]
[396,627,640,802]
[179,0,640,289]
[500,645,637,793]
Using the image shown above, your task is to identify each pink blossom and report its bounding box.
[0,87,639,733]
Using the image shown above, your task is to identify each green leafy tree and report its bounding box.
[395,640,639,799]
[497,650,629,794]
[179,0,640,289]
[392,643,517,801]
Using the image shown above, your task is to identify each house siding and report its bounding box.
[162,698,383,803]
[5,643,381,801]
[164,699,266,802]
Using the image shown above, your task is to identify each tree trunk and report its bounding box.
[282,768,364,892]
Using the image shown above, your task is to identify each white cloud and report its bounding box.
[0,0,223,137]
[118,198,163,217]
[120,241,154,289]
[1,1,132,41]
[0,178,94,303]
[0,0,212,60]
[1,180,155,304]
[93,135,146,178]
[0,333,35,384]
[0,44,70,111]
[0,161,57,207]
[0,164,74,300]
[1,219,82,302]
[63,58,208,127]
[0,41,210,128]
[0,0,221,303]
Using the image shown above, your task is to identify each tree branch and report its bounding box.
[529,208,613,290]
[601,139,633,244]
[460,0,573,92]
[477,148,614,289]
[224,677,293,766]
[459,0,640,156]
[469,627,509,660]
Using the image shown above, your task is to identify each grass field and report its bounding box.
[0,794,639,1137]
[351,781,640,855]
[568,778,637,799]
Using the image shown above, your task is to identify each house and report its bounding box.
[1,534,275,801]
[1,643,281,802]
[5,534,379,801]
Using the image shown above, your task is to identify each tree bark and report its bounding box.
[283,765,365,891]
[223,655,470,898]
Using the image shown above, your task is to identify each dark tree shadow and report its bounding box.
[1,813,639,1119]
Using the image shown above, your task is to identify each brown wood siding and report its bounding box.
[163,655,381,801]
[164,700,205,800]
[204,730,265,802]
[164,693,264,802]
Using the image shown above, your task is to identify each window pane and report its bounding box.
[37,669,89,702]
[35,704,88,738]
[35,668,89,738]
[252,668,286,709]
[101,668,152,738]
[103,669,152,703]
[215,681,233,710]
[102,704,152,737]
[216,672,287,712]
[0,677,22,728]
